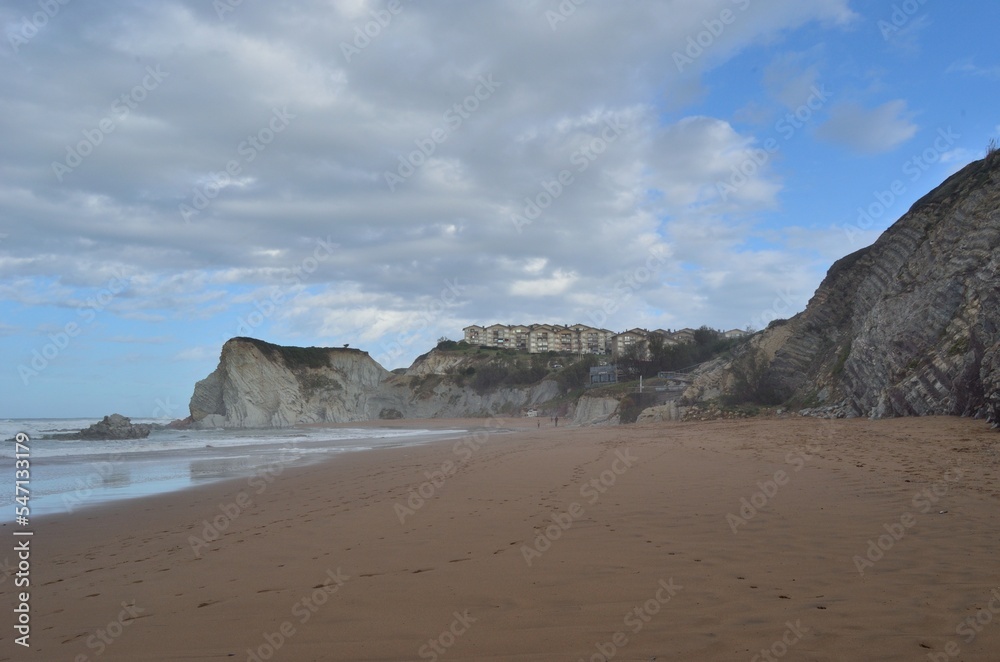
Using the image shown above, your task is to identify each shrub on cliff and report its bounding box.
[554,355,598,392]
[617,395,642,424]
[237,337,349,370]
[722,346,784,406]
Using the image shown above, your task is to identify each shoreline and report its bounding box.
[8,423,478,523]
[296,415,557,430]
[24,418,543,530]
[4,416,999,660]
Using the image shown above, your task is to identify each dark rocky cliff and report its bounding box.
[701,153,999,425]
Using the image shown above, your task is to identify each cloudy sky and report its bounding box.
[3,0,998,418]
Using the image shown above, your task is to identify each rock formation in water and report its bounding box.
[51,414,152,440]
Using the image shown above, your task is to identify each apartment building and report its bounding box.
[463,323,614,355]
[462,324,746,358]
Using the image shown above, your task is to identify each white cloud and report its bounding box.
[764,51,823,109]
[883,14,932,55]
[106,335,173,344]
[816,100,918,154]
[0,0,858,371]
[946,58,1000,80]
[509,270,579,297]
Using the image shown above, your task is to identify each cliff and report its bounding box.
[570,395,621,426]
[689,153,1000,425]
[190,152,999,431]
[189,338,389,428]
[187,340,569,428]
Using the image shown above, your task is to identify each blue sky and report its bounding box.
[2,0,998,418]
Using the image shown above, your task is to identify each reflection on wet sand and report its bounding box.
[189,457,255,481]
[188,450,304,482]
[101,465,132,488]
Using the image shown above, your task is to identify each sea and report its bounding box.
[0,418,465,521]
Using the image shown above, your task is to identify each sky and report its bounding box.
[2,0,999,418]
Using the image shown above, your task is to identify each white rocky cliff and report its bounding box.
[185,338,568,428]
[188,337,389,428]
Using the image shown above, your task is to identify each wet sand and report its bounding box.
[4,416,999,661]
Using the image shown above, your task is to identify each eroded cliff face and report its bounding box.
[191,155,1000,431]
[189,338,390,428]
[694,154,1000,425]
[570,396,621,426]
[188,340,566,428]
[370,378,562,420]
[375,349,565,418]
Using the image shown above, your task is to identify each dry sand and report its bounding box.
[3,416,999,661]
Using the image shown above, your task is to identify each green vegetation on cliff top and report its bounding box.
[233,337,363,370]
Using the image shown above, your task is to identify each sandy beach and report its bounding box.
[4,416,999,661]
